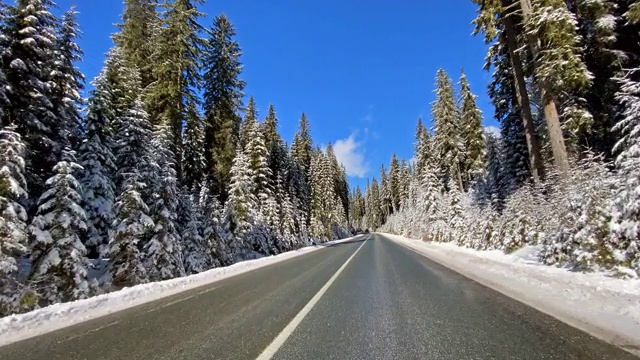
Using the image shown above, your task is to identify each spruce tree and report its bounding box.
[180,191,210,274]
[144,124,184,281]
[244,108,274,219]
[52,6,84,150]
[146,0,205,167]
[459,69,486,184]
[112,0,159,90]
[239,96,258,150]
[202,14,246,202]
[28,150,92,305]
[182,104,206,192]
[104,175,151,287]
[389,154,401,211]
[432,69,464,190]
[0,128,29,315]
[291,113,313,176]
[608,69,640,272]
[225,149,256,238]
[113,97,156,195]
[2,0,61,203]
[78,70,117,258]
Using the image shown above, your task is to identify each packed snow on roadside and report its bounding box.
[385,233,640,349]
[0,236,360,347]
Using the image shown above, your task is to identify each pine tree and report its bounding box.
[2,0,62,202]
[244,108,274,219]
[263,103,282,151]
[608,69,640,273]
[225,149,256,238]
[432,69,464,191]
[291,113,313,176]
[0,128,29,315]
[112,0,159,90]
[472,0,545,181]
[521,0,591,173]
[239,96,258,150]
[182,104,206,192]
[78,70,117,258]
[389,154,401,211]
[28,150,92,305]
[180,191,210,274]
[567,0,620,156]
[413,118,431,176]
[379,165,392,219]
[459,69,486,185]
[51,6,84,150]
[146,0,205,168]
[144,124,184,281]
[113,97,156,195]
[104,176,152,287]
[202,14,246,202]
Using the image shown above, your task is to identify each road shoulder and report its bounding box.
[382,233,640,357]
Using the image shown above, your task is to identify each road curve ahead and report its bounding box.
[0,234,636,360]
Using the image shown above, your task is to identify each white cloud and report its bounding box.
[485,125,501,137]
[333,132,369,178]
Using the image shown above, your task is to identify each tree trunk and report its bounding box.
[500,2,545,182]
[518,0,571,174]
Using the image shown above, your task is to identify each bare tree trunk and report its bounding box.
[500,2,545,182]
[518,0,571,174]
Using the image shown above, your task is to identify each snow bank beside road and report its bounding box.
[385,233,640,354]
[0,236,361,347]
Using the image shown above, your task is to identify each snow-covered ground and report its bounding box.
[0,236,361,347]
[385,233,640,354]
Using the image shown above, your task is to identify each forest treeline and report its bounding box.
[0,0,350,316]
[351,0,640,278]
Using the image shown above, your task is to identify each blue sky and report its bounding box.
[54,0,495,189]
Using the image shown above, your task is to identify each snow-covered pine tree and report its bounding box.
[198,182,227,266]
[239,96,258,150]
[104,175,152,287]
[78,70,117,258]
[202,14,245,202]
[0,128,29,315]
[388,154,401,212]
[566,0,619,156]
[51,6,84,150]
[113,96,156,195]
[180,190,211,275]
[182,104,206,192]
[2,0,62,202]
[522,0,591,172]
[458,68,486,186]
[608,68,640,275]
[224,149,257,256]
[28,150,92,305]
[432,69,464,191]
[244,101,275,220]
[144,124,184,281]
[291,113,313,176]
[379,165,392,220]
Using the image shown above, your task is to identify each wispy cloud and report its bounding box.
[333,132,370,178]
[361,104,374,123]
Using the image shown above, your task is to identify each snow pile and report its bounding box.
[386,234,640,351]
[0,236,359,347]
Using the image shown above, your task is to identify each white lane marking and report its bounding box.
[60,320,120,343]
[196,286,219,296]
[256,236,369,360]
[144,295,195,314]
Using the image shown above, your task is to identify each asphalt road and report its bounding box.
[0,233,636,360]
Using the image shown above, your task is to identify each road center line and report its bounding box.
[255,235,369,360]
